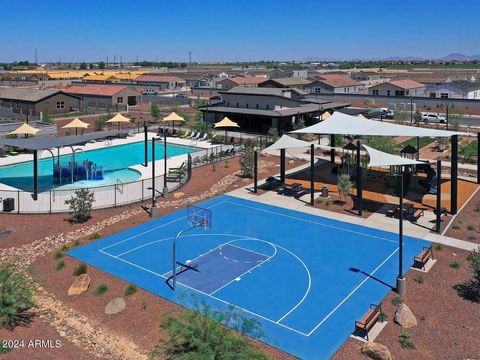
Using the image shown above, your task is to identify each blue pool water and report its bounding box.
[0,141,198,192]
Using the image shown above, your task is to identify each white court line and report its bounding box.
[224,200,398,244]
[210,241,278,296]
[305,248,398,336]
[99,248,309,337]
[100,201,226,253]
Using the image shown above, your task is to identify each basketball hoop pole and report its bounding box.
[172,226,200,291]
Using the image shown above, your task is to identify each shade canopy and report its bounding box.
[162,112,185,122]
[106,113,130,123]
[62,117,90,129]
[292,111,464,138]
[214,117,239,128]
[363,144,425,167]
[263,134,311,152]
[8,123,40,136]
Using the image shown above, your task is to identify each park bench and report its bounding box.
[410,209,424,223]
[355,303,382,341]
[414,245,434,270]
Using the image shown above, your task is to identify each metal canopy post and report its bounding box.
[436,160,442,233]
[451,135,458,214]
[151,137,157,212]
[253,150,258,193]
[396,169,406,296]
[310,144,315,205]
[477,132,480,184]
[280,148,286,183]
[143,125,148,167]
[330,134,336,163]
[33,150,38,201]
[163,132,168,197]
[356,140,363,216]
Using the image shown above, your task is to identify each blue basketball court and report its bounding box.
[68,194,429,359]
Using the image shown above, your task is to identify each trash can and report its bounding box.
[3,198,15,212]
[322,186,329,198]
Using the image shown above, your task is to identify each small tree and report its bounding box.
[267,127,279,142]
[42,112,53,124]
[150,103,160,123]
[293,118,306,140]
[0,264,35,329]
[239,139,256,178]
[79,62,87,70]
[65,188,95,223]
[448,108,463,131]
[99,61,105,70]
[413,110,422,124]
[88,63,94,70]
[455,248,480,302]
[337,173,352,204]
[95,114,109,131]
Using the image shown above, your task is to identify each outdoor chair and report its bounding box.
[292,186,309,199]
[261,176,281,190]
[199,133,208,142]
[192,132,202,141]
[168,162,186,174]
[181,130,190,138]
[171,129,178,137]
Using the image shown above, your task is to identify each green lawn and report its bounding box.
[399,137,436,150]
[51,111,90,119]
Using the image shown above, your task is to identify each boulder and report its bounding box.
[173,192,185,199]
[105,297,126,315]
[67,274,90,296]
[361,342,392,360]
[288,159,295,164]
[394,303,417,328]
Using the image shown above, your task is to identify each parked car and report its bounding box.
[175,93,188,98]
[421,112,446,123]
[143,89,158,96]
[366,108,394,119]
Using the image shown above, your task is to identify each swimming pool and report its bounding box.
[0,141,198,192]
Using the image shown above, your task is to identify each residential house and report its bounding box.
[0,88,81,120]
[269,67,308,79]
[216,76,267,91]
[368,80,427,97]
[350,71,387,86]
[429,80,480,99]
[134,75,185,90]
[64,84,141,111]
[305,74,364,94]
[258,77,312,90]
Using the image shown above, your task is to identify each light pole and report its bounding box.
[409,96,413,125]
[150,135,168,217]
[394,171,406,296]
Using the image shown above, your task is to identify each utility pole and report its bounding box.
[113,55,116,67]
[34,48,38,64]
[120,56,123,68]
[189,51,192,65]
[107,56,109,68]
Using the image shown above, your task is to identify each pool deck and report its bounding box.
[0,132,219,191]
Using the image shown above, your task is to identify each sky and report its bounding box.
[1,0,480,63]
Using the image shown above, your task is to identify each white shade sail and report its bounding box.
[263,134,312,152]
[291,111,464,138]
[363,144,425,167]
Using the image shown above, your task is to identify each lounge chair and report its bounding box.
[198,133,208,142]
[168,162,186,174]
[171,129,178,137]
[261,176,281,190]
[192,132,202,141]
[181,130,190,138]
[187,131,197,139]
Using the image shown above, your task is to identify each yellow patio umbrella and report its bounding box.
[320,111,331,121]
[62,117,89,136]
[214,117,239,143]
[162,112,185,133]
[8,123,40,138]
[106,113,130,131]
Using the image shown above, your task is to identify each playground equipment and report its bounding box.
[416,163,437,194]
[53,159,104,186]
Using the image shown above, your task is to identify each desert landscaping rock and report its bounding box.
[105,297,126,315]
[173,191,185,199]
[361,342,392,360]
[68,274,91,296]
[394,303,418,328]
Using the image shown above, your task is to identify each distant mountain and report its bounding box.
[385,56,426,61]
[440,53,470,61]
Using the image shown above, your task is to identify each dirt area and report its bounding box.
[445,188,480,243]
[1,154,301,360]
[333,245,480,360]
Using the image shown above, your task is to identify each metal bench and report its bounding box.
[414,245,434,270]
[355,303,382,341]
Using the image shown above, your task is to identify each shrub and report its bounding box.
[414,275,425,284]
[337,174,352,203]
[468,236,476,241]
[89,232,101,240]
[153,303,268,360]
[73,263,88,276]
[398,330,416,349]
[55,261,65,271]
[124,284,137,297]
[267,127,279,142]
[391,296,402,306]
[450,260,461,269]
[54,250,64,260]
[467,224,476,231]
[474,203,480,212]
[94,114,109,131]
[65,188,95,223]
[0,264,35,329]
[94,283,108,296]
[452,224,460,230]
[60,244,70,251]
[239,139,256,178]
[455,249,480,302]
[434,243,444,251]
[0,341,10,354]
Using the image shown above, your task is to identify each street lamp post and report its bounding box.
[395,171,406,296]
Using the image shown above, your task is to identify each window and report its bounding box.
[372,89,379,96]
[236,102,239,107]
[314,87,321,94]
[256,104,259,109]
[386,90,391,96]
[117,97,124,103]
[266,105,270,110]
[440,93,449,99]
[227,102,230,106]
[394,90,405,96]
[56,101,64,109]
[430,93,437,98]
[246,103,249,108]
